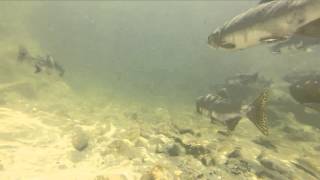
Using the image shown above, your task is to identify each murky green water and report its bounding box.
[0,1,320,179]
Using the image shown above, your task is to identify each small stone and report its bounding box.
[0,97,6,105]
[314,145,320,151]
[256,168,288,180]
[135,137,149,149]
[257,153,293,178]
[291,158,320,179]
[109,139,139,159]
[200,155,215,166]
[185,144,210,158]
[141,165,173,180]
[227,147,241,158]
[131,112,138,120]
[253,137,277,151]
[58,164,67,169]
[217,130,231,136]
[282,126,316,141]
[72,130,89,151]
[224,159,251,175]
[155,144,167,154]
[167,143,185,156]
[95,174,128,180]
[174,170,183,176]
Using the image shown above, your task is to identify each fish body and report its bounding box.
[208,0,320,50]
[196,90,269,135]
[34,55,65,77]
[296,17,320,38]
[16,46,65,77]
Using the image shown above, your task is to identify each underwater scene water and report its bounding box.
[1,1,320,179]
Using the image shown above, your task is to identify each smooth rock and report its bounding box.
[224,159,251,175]
[141,165,174,180]
[135,137,149,149]
[72,130,89,151]
[282,126,316,142]
[257,153,293,178]
[252,137,277,151]
[167,143,185,156]
[227,147,241,158]
[200,155,216,166]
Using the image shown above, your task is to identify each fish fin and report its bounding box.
[220,42,236,49]
[196,97,203,114]
[246,89,269,136]
[225,116,242,131]
[34,65,41,73]
[260,36,288,44]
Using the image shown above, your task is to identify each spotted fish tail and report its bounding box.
[246,89,269,136]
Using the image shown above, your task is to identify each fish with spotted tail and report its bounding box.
[196,89,269,136]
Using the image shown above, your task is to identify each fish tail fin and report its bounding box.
[196,97,203,114]
[246,89,269,136]
[225,116,242,131]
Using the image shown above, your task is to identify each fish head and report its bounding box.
[208,28,236,50]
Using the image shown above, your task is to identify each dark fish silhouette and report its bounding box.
[34,55,65,77]
[16,46,65,77]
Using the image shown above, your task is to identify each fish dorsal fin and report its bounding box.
[247,89,269,135]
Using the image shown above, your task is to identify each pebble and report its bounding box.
[282,126,316,141]
[224,158,251,175]
[314,145,320,151]
[252,137,277,151]
[200,155,215,166]
[257,153,293,178]
[135,137,149,149]
[167,143,185,156]
[72,130,89,151]
[227,147,241,158]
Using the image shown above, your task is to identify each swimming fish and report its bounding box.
[208,0,320,50]
[196,89,269,135]
[16,46,65,77]
[34,55,65,77]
